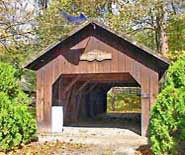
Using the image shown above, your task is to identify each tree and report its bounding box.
[0,62,36,152]
[1,0,185,65]
[168,14,185,52]
[149,54,185,154]
[36,0,49,10]
[116,0,185,54]
[0,0,36,65]
[38,0,184,55]
[29,0,113,59]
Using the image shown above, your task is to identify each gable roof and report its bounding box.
[25,20,169,77]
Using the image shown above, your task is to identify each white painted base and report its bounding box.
[52,106,63,133]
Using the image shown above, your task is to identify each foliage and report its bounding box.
[168,14,185,52]
[0,0,36,65]
[29,0,185,67]
[165,50,185,62]
[21,70,36,93]
[107,93,140,113]
[0,62,19,97]
[33,0,112,57]
[165,54,185,88]
[0,0,185,65]
[149,55,185,155]
[121,0,185,54]
[0,62,36,152]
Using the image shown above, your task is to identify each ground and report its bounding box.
[38,127,147,155]
[2,129,150,155]
[3,113,151,155]
[39,113,148,155]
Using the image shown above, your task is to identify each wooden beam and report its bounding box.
[75,92,83,120]
[58,76,64,103]
[63,89,72,115]
[75,80,90,95]
[61,73,138,84]
[85,83,97,94]
[62,75,81,97]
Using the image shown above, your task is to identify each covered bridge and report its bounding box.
[25,21,169,136]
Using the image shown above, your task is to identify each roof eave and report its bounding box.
[24,20,170,72]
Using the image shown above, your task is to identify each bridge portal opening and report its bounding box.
[52,73,141,135]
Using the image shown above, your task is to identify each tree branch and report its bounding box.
[0,31,35,40]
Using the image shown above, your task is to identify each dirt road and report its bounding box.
[39,126,147,155]
[37,114,147,154]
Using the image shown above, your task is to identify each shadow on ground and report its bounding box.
[66,112,141,135]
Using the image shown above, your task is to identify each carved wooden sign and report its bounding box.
[80,49,112,62]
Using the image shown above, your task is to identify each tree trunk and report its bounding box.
[37,0,48,9]
[111,88,116,111]
[111,95,115,111]
[160,27,169,55]
[155,17,161,52]
[155,4,169,55]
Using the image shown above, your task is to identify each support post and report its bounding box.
[141,72,159,137]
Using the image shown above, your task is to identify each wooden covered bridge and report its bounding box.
[26,21,169,136]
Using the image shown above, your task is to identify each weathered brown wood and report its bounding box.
[85,83,97,94]
[36,70,44,132]
[26,21,169,136]
[63,87,73,117]
[62,76,81,98]
[75,80,90,95]
[75,92,83,121]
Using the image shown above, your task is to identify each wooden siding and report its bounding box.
[36,36,159,136]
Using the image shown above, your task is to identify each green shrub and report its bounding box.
[0,63,36,152]
[0,63,19,98]
[149,55,185,155]
[165,55,185,88]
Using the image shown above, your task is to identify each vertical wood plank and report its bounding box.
[141,68,151,136]
[36,70,44,132]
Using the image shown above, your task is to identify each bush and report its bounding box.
[165,55,185,88]
[0,62,19,98]
[0,63,36,152]
[149,55,185,155]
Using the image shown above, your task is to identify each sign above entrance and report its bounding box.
[80,49,112,62]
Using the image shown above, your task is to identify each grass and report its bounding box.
[107,93,141,113]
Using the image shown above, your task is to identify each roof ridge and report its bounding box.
[24,19,170,71]
[90,20,170,64]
